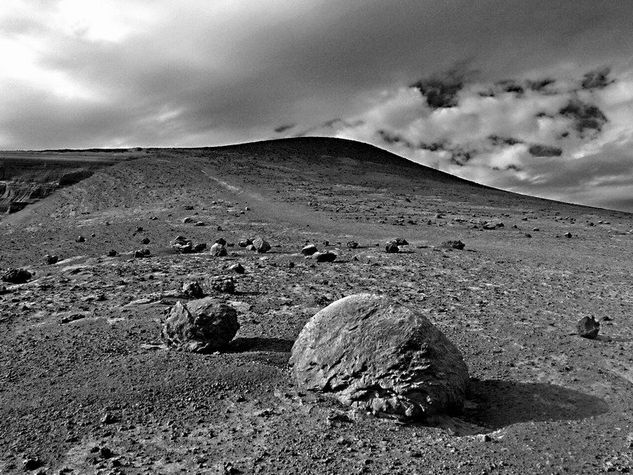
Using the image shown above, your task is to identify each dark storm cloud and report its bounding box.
[3,0,633,149]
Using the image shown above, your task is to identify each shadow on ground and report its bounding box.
[228,337,294,353]
[463,378,609,430]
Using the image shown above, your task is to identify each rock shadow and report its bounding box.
[462,378,609,430]
[228,337,294,353]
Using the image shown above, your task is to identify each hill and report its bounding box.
[0,137,632,473]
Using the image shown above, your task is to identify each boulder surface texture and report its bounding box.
[162,297,238,353]
[290,293,469,419]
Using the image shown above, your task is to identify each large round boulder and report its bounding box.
[290,294,469,419]
[161,297,239,353]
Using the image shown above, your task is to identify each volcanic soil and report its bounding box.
[1,137,632,474]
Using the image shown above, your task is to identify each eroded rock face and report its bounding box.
[290,294,469,419]
[161,298,239,353]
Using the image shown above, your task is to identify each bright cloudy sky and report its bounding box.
[2,1,633,211]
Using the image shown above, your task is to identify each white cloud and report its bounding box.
[333,68,633,211]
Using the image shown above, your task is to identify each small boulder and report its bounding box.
[44,254,59,265]
[229,263,245,274]
[315,251,337,263]
[385,241,399,253]
[238,238,253,248]
[193,242,207,253]
[290,294,469,419]
[564,232,572,238]
[161,298,239,353]
[253,237,271,253]
[171,236,194,253]
[210,242,228,257]
[301,244,318,256]
[2,268,32,284]
[182,281,205,299]
[215,238,227,246]
[440,240,465,250]
[207,276,235,293]
[76,235,86,243]
[346,241,359,249]
[182,216,195,224]
[577,316,600,339]
[134,248,151,258]
[141,237,150,245]
[107,249,118,257]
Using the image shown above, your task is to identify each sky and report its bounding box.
[2,1,633,211]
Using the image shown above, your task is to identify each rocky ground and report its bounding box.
[1,137,632,474]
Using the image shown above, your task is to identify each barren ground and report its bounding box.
[1,137,632,474]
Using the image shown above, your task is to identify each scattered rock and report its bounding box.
[60,313,87,324]
[161,298,239,353]
[482,221,504,230]
[2,268,32,284]
[44,254,59,265]
[182,216,195,224]
[440,240,465,250]
[194,221,206,226]
[238,238,253,248]
[171,235,194,253]
[22,457,43,471]
[577,316,600,339]
[134,248,151,258]
[207,276,236,293]
[291,294,469,419]
[301,244,318,256]
[385,241,399,253]
[171,236,206,254]
[229,263,245,274]
[210,242,228,257]
[346,241,359,249]
[253,237,271,253]
[182,281,205,298]
[193,242,207,253]
[107,249,118,257]
[524,233,532,238]
[100,413,118,425]
[76,235,86,243]
[314,251,337,263]
[141,237,150,245]
[564,232,572,238]
[327,411,354,425]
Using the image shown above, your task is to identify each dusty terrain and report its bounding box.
[1,137,632,474]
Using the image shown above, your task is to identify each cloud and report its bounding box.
[331,66,633,211]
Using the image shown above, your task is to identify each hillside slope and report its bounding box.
[0,137,632,473]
